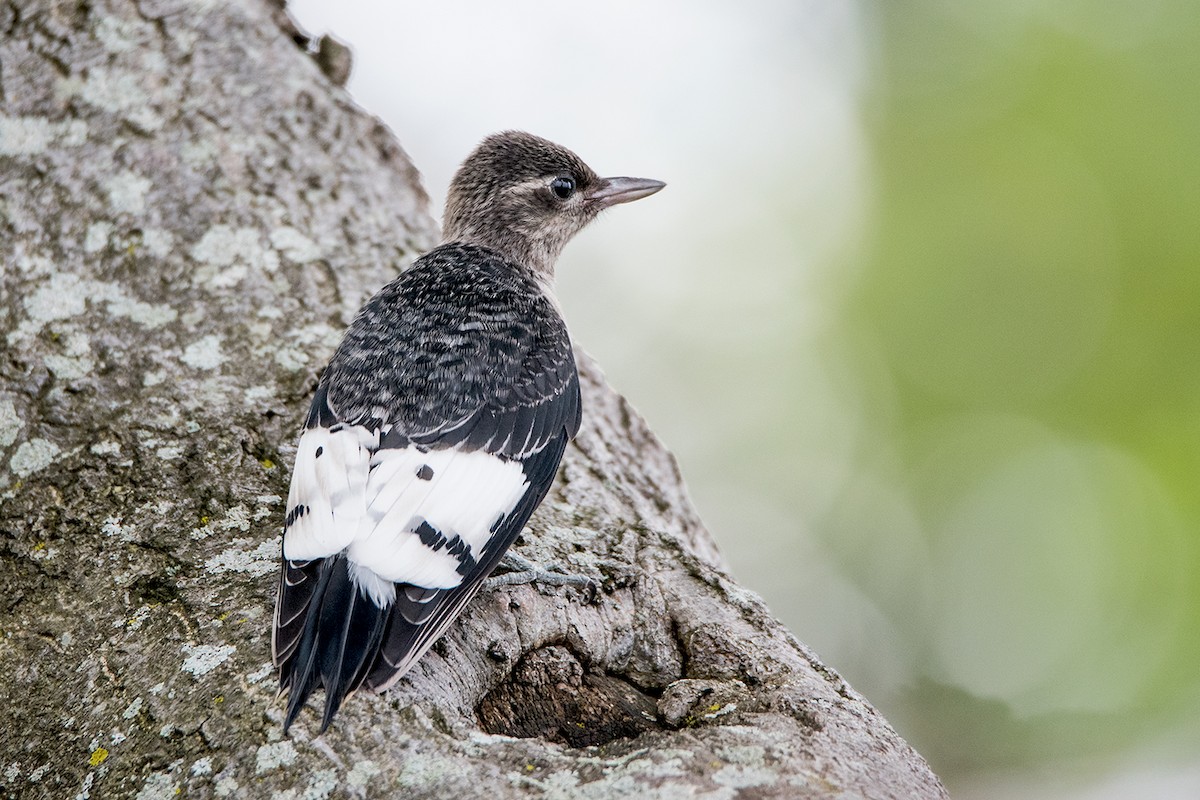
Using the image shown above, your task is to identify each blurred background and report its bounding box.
[290,1,1200,796]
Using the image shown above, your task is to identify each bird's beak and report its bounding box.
[586,176,666,208]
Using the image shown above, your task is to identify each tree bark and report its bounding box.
[0,2,948,798]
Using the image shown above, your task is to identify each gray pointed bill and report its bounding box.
[586,176,666,208]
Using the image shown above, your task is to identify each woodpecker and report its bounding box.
[272,131,664,732]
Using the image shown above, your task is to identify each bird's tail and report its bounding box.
[279,555,389,733]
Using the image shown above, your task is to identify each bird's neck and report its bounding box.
[441,223,560,281]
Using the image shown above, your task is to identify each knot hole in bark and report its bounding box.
[476,644,664,747]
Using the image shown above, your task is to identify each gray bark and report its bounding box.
[0,1,949,798]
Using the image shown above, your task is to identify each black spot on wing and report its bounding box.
[416,464,433,481]
[413,520,478,577]
[315,446,324,458]
[284,504,310,529]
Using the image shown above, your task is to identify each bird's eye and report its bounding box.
[550,176,576,200]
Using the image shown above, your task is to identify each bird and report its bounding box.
[271,131,665,733]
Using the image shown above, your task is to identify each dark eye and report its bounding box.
[550,176,575,199]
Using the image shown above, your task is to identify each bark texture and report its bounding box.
[0,2,949,798]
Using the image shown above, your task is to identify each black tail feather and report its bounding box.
[316,563,389,731]
[281,560,334,731]
[280,555,389,734]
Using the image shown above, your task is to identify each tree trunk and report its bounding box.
[0,2,948,797]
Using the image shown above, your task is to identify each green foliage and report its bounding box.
[840,0,1200,783]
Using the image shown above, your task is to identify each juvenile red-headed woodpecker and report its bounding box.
[272,131,664,732]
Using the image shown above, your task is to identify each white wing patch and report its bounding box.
[349,446,528,588]
[282,424,378,560]
[282,423,529,603]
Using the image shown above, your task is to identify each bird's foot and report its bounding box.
[486,552,598,602]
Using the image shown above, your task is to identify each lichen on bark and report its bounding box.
[0,1,947,798]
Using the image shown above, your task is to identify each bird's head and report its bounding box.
[442,131,665,277]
